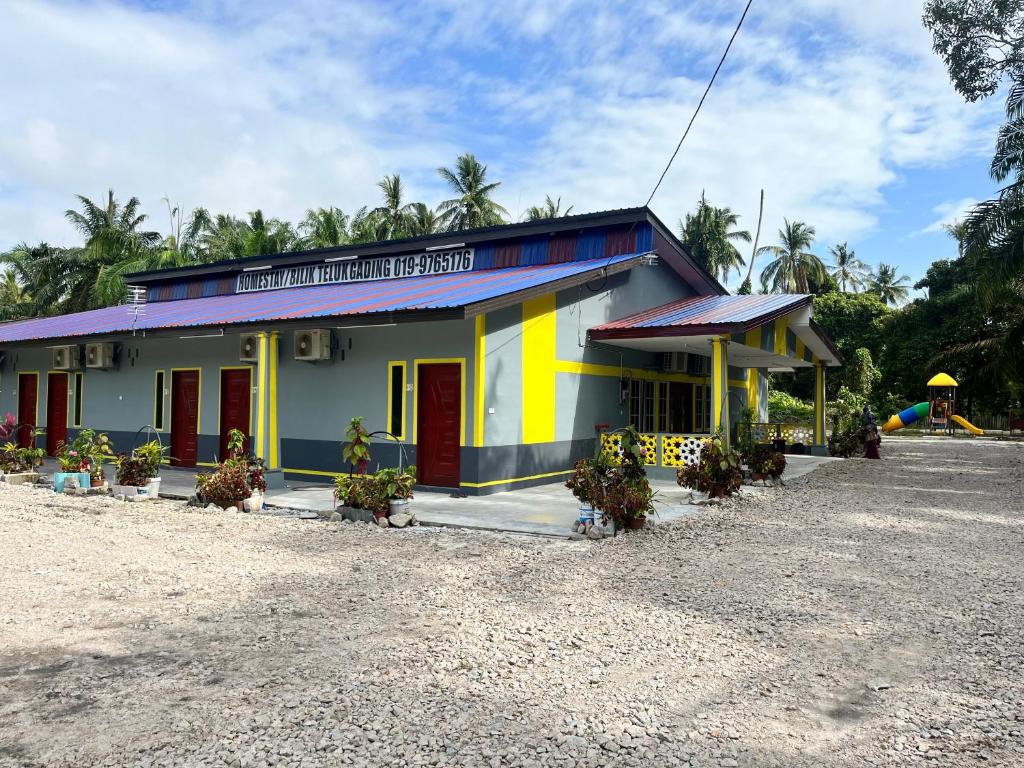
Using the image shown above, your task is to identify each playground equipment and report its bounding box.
[882,373,984,435]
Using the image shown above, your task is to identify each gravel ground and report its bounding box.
[1,437,1022,768]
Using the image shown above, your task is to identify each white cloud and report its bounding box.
[0,0,1003,280]
[919,197,980,235]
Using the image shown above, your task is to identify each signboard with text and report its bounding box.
[235,248,475,293]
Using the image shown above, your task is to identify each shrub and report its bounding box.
[677,436,743,498]
[0,441,45,474]
[335,474,388,516]
[599,426,654,524]
[767,391,814,424]
[828,411,864,458]
[746,444,786,482]
[196,462,250,508]
[0,413,16,443]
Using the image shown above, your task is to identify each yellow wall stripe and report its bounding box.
[775,316,789,357]
[268,331,279,469]
[474,314,486,447]
[522,295,556,444]
[555,360,710,385]
[460,469,572,488]
[255,332,267,462]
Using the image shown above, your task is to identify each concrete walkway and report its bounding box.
[39,454,835,537]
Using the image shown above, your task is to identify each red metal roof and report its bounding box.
[0,254,639,344]
[591,294,811,337]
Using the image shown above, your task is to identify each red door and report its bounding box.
[46,373,69,456]
[219,369,251,460]
[171,370,200,467]
[17,373,38,449]
[417,363,461,487]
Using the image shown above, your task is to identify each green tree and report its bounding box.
[153,200,213,268]
[525,195,574,221]
[678,193,751,282]
[63,189,162,308]
[372,174,416,239]
[758,219,825,293]
[828,242,868,292]
[436,153,509,231]
[407,203,441,237]
[923,0,1024,102]
[299,207,351,249]
[868,262,912,305]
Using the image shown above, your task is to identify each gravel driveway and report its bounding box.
[1,437,1022,767]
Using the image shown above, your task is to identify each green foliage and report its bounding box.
[767,391,814,424]
[678,193,751,282]
[828,410,864,458]
[676,436,743,498]
[868,263,912,306]
[525,195,573,221]
[746,444,786,480]
[924,0,1024,102]
[758,219,826,293]
[374,465,417,501]
[115,439,166,485]
[0,439,45,474]
[436,153,510,231]
[196,462,251,508]
[828,243,868,292]
[342,417,372,470]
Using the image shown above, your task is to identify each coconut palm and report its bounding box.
[828,242,868,292]
[525,195,574,221]
[153,200,213,268]
[348,206,391,244]
[0,269,32,320]
[62,190,162,309]
[300,207,351,249]
[436,153,509,231]
[372,174,416,239]
[678,194,751,282]
[868,262,912,305]
[407,203,441,237]
[240,210,299,257]
[758,219,826,294]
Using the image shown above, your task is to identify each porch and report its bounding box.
[588,293,842,453]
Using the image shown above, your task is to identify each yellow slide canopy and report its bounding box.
[927,372,958,387]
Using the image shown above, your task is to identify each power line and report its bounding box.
[644,0,754,208]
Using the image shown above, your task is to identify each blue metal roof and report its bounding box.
[0,254,639,344]
[592,293,810,332]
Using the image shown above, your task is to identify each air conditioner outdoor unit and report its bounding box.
[240,333,260,363]
[293,329,331,362]
[661,351,686,372]
[85,342,116,369]
[52,345,80,370]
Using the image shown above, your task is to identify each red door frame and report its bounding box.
[416,362,462,488]
[16,373,38,449]
[170,369,201,468]
[218,368,252,460]
[45,372,70,457]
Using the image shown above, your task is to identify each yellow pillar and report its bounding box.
[814,361,826,447]
[474,314,486,447]
[711,336,731,445]
[254,331,283,480]
[744,328,761,418]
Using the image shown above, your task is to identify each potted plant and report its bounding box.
[342,417,372,475]
[0,413,15,444]
[53,441,91,493]
[745,444,787,485]
[677,435,743,499]
[334,473,388,522]
[566,452,612,525]
[113,440,167,498]
[376,465,417,516]
[600,426,655,530]
[0,438,45,485]
[195,430,267,511]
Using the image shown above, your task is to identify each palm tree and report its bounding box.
[300,207,351,249]
[63,189,162,309]
[348,206,391,244]
[153,200,213,268]
[758,219,826,293]
[0,268,32,320]
[868,263,912,305]
[828,242,868,292]
[678,193,751,282]
[372,174,416,239]
[525,195,574,221]
[0,242,69,316]
[436,153,509,231]
[407,203,441,237]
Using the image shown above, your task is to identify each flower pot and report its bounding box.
[144,477,161,498]
[577,503,595,525]
[625,516,647,530]
[91,476,105,488]
[372,509,388,520]
[54,472,91,493]
[389,498,410,516]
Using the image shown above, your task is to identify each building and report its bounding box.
[0,207,840,493]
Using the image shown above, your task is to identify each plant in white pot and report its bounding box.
[113,440,166,499]
[377,465,416,516]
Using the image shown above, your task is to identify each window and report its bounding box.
[694,384,711,433]
[154,371,166,431]
[628,379,656,432]
[73,372,84,427]
[656,382,668,432]
[388,361,406,440]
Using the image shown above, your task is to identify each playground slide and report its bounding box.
[951,415,985,435]
[882,402,929,433]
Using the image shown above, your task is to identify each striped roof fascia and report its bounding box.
[124,207,651,285]
[0,254,641,345]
